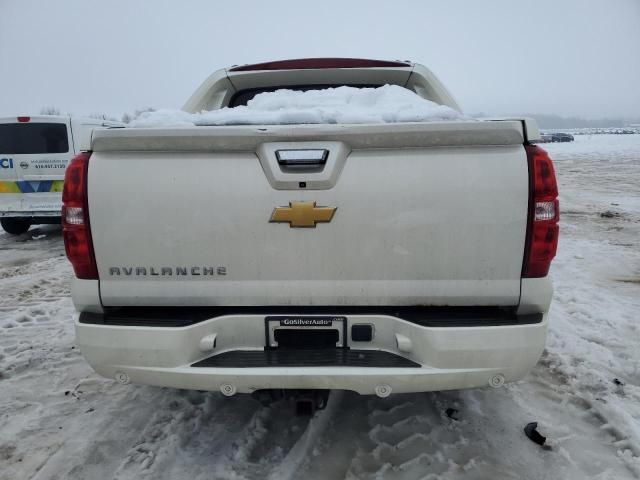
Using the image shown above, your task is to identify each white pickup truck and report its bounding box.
[65,58,559,401]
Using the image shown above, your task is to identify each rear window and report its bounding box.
[0,123,69,154]
[229,84,382,107]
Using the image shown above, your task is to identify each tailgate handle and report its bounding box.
[276,149,328,167]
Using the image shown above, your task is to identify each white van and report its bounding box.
[0,115,121,234]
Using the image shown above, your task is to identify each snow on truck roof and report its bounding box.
[130,85,468,128]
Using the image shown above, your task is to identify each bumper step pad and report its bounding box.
[192,349,421,368]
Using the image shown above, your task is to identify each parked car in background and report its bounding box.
[0,115,121,234]
[552,132,574,142]
[539,132,574,143]
[553,132,574,142]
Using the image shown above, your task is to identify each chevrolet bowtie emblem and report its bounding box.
[270,201,337,228]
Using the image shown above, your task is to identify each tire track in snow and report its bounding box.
[111,392,267,480]
[299,386,638,480]
[264,391,343,480]
[308,392,506,480]
[116,392,341,480]
[0,227,69,312]
[21,386,169,480]
[0,257,70,311]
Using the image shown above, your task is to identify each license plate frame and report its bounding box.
[265,316,347,349]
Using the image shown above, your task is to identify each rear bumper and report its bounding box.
[75,310,548,395]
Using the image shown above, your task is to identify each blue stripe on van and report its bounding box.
[16,181,53,193]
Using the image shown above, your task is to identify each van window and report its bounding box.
[0,123,69,154]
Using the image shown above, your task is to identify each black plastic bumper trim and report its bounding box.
[192,349,421,368]
[79,306,543,328]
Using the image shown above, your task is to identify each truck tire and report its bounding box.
[1,218,31,235]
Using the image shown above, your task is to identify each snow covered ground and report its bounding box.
[0,134,639,479]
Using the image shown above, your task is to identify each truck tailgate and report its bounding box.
[89,121,528,307]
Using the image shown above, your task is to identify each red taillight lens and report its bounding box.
[62,152,98,279]
[523,145,559,278]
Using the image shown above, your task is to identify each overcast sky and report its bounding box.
[1,0,639,119]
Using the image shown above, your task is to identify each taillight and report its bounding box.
[522,145,559,278]
[62,152,98,279]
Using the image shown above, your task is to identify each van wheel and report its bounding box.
[1,218,31,235]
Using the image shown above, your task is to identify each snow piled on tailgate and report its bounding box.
[130,85,467,127]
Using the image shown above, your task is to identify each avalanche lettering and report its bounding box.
[108,266,227,276]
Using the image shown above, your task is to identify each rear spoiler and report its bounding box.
[91,121,527,152]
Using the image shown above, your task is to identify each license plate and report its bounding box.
[265,316,347,348]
